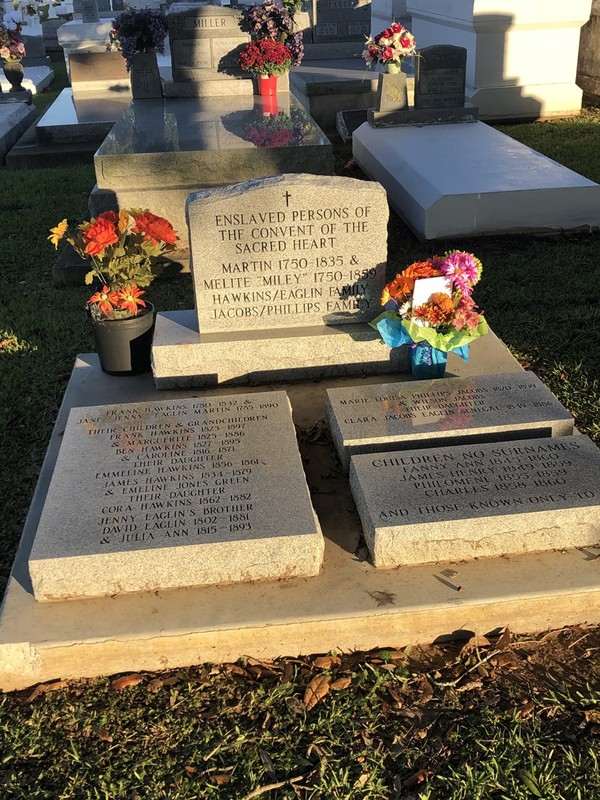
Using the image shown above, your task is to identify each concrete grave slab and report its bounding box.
[353,120,600,240]
[91,95,333,245]
[326,371,575,469]
[0,102,37,164]
[1,351,599,691]
[186,174,388,334]
[35,87,130,144]
[28,393,324,601]
[350,435,600,568]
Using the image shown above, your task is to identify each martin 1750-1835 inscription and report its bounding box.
[186,174,389,333]
[28,394,324,601]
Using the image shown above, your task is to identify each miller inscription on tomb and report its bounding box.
[186,174,388,333]
[29,394,324,601]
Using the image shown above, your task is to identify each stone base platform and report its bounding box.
[353,120,600,240]
[1,342,599,691]
[290,59,416,135]
[151,310,410,387]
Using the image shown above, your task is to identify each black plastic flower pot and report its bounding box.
[89,303,155,376]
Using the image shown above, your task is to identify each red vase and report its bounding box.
[258,94,280,115]
[257,74,278,97]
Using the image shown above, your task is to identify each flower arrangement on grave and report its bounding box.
[48,209,178,321]
[107,7,168,72]
[0,21,25,61]
[17,0,42,21]
[239,37,293,76]
[240,0,304,68]
[362,22,416,73]
[370,251,488,378]
[244,108,310,147]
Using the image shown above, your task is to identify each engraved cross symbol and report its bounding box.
[284,191,291,207]
[134,61,154,93]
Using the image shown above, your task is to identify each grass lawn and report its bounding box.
[0,64,598,797]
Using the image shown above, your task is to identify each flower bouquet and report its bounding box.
[0,22,25,62]
[362,22,416,72]
[239,37,293,76]
[107,7,168,71]
[370,251,488,379]
[240,0,304,67]
[49,209,178,375]
[49,209,178,321]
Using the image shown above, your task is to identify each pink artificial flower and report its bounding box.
[439,250,481,294]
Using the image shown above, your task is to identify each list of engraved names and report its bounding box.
[74,396,287,551]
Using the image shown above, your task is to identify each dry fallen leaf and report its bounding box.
[402,769,433,789]
[212,774,230,786]
[112,673,143,690]
[517,701,535,719]
[93,726,113,743]
[304,674,331,710]
[26,681,68,702]
[330,676,352,691]
[313,655,340,670]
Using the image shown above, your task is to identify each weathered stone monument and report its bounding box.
[165,3,253,97]
[29,393,324,601]
[313,0,371,44]
[326,372,575,469]
[151,173,411,386]
[367,44,477,127]
[349,434,600,567]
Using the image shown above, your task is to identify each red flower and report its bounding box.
[116,285,147,315]
[132,212,178,245]
[83,213,119,257]
[88,285,120,316]
[390,22,403,33]
[381,47,394,61]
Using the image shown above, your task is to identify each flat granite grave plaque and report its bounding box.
[186,173,388,333]
[326,372,574,469]
[349,434,600,568]
[28,393,324,601]
[414,45,467,110]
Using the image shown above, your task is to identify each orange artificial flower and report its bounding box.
[83,212,119,257]
[132,212,178,245]
[413,292,455,326]
[118,208,131,234]
[88,285,120,316]
[116,285,146,315]
[381,261,440,305]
